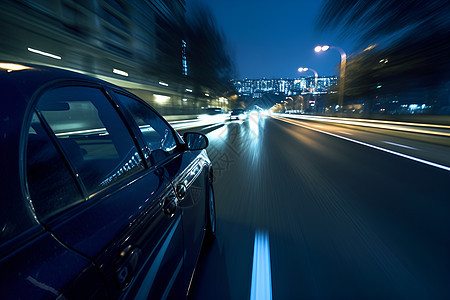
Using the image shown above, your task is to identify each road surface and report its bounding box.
[179,113,450,299]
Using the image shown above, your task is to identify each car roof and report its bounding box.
[0,62,112,104]
[0,62,125,143]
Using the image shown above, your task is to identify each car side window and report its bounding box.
[27,113,84,219]
[114,92,178,165]
[37,86,144,195]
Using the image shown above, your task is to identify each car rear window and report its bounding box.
[36,86,144,195]
[27,113,84,219]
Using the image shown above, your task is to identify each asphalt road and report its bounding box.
[182,114,450,300]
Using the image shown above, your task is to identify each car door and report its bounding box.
[164,149,209,291]
[112,91,209,290]
[0,111,106,299]
[32,83,184,299]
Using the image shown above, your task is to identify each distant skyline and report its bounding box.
[186,0,360,79]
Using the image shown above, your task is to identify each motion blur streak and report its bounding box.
[169,119,226,131]
[250,231,272,300]
[0,63,32,72]
[279,114,450,129]
[382,141,418,150]
[277,114,450,137]
[249,113,260,139]
[275,117,450,172]
[27,47,61,60]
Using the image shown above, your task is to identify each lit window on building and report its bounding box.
[182,40,188,76]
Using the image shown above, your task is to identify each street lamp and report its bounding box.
[298,67,318,92]
[315,45,346,112]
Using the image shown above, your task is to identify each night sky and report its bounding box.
[187,0,360,80]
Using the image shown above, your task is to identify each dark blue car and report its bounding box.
[0,62,215,298]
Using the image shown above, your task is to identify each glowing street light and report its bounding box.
[315,45,347,112]
[298,67,318,92]
[315,45,329,52]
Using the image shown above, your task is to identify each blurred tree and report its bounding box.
[316,0,449,49]
[317,0,450,112]
[185,5,237,98]
[271,103,284,113]
[294,95,304,111]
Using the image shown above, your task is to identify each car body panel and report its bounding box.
[0,62,214,298]
[0,227,107,299]
[163,150,210,290]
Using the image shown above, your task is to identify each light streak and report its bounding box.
[250,231,272,300]
[0,63,32,71]
[27,47,61,60]
[113,68,128,76]
[277,114,450,134]
[275,117,450,172]
[337,131,353,135]
[154,94,170,104]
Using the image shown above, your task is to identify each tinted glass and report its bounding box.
[114,92,177,165]
[27,113,83,218]
[37,86,144,194]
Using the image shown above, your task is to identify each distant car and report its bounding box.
[0,62,216,299]
[229,108,246,120]
[198,107,227,123]
[202,107,225,115]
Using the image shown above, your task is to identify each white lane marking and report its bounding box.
[383,141,418,150]
[202,123,224,130]
[275,117,450,173]
[338,131,353,135]
[250,231,273,300]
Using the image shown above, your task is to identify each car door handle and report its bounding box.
[176,183,186,200]
[162,194,177,217]
[115,246,141,290]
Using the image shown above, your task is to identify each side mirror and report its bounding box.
[183,132,209,150]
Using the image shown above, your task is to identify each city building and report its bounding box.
[233,76,337,98]
[0,0,227,115]
[0,0,186,82]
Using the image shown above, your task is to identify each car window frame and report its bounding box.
[26,111,87,219]
[23,80,149,222]
[108,88,185,168]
